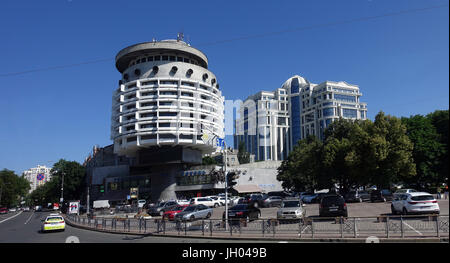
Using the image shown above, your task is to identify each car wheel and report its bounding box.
[190,215,195,221]
[214,203,218,208]
[206,212,211,219]
[402,208,408,215]
[359,198,363,203]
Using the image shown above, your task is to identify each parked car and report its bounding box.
[393,189,417,198]
[218,196,233,206]
[277,198,306,222]
[345,190,371,203]
[9,208,17,212]
[174,204,212,222]
[370,189,393,202]
[263,196,283,207]
[189,197,216,208]
[310,193,330,204]
[243,194,267,208]
[147,200,179,216]
[176,199,190,206]
[0,207,7,214]
[23,207,30,212]
[137,200,146,208]
[391,192,440,215]
[223,204,261,224]
[162,205,189,220]
[267,191,291,198]
[301,193,316,203]
[319,195,348,217]
[206,196,221,207]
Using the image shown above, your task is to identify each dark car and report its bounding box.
[262,196,283,207]
[147,200,179,216]
[310,193,329,204]
[319,195,348,217]
[345,190,371,203]
[243,194,267,208]
[223,204,261,224]
[370,189,393,202]
[0,207,8,214]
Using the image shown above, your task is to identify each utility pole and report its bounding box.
[224,141,228,231]
[60,172,65,204]
[87,185,90,216]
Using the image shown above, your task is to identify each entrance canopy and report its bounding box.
[233,184,263,194]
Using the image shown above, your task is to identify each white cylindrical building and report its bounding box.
[112,39,224,157]
[110,39,225,201]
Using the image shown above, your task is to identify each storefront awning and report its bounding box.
[232,184,263,194]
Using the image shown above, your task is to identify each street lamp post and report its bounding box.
[61,172,64,204]
[200,125,229,230]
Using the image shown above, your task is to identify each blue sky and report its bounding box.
[0,0,448,175]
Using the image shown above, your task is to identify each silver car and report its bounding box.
[277,198,306,222]
[174,204,213,222]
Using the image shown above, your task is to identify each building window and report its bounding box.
[323,108,334,117]
[343,108,357,118]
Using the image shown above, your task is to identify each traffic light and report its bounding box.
[226,171,238,190]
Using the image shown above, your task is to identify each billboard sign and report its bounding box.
[69,201,80,215]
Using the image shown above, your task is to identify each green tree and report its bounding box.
[0,169,30,207]
[427,110,449,187]
[369,112,416,188]
[202,156,218,165]
[277,135,324,191]
[50,159,86,202]
[322,118,372,194]
[401,113,447,190]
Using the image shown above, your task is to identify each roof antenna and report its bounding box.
[177,32,184,42]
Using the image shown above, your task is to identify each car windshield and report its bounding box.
[183,206,196,212]
[230,205,247,210]
[46,217,63,221]
[321,196,344,205]
[411,195,434,201]
[282,201,300,208]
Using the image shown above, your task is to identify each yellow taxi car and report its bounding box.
[41,214,65,232]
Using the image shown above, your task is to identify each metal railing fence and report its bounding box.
[65,214,449,239]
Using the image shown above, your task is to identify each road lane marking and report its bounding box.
[402,221,423,236]
[24,212,35,224]
[0,211,23,224]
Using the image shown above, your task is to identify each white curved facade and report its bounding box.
[111,40,224,157]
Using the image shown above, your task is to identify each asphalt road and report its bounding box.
[0,210,282,243]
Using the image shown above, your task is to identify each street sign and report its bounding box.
[216,138,225,148]
[69,201,79,215]
[36,173,45,181]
